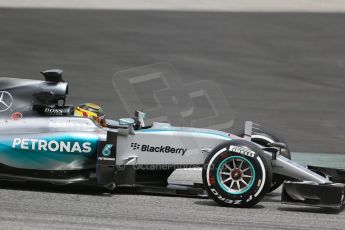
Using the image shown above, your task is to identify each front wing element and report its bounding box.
[281,181,345,209]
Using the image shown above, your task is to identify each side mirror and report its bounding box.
[268,142,287,149]
[267,142,287,160]
[118,118,135,136]
[119,118,135,126]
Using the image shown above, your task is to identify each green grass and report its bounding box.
[292,152,345,169]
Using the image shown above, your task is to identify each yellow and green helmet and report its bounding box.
[74,103,106,126]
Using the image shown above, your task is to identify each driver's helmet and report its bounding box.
[74,103,106,127]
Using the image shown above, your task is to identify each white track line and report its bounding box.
[1,0,345,12]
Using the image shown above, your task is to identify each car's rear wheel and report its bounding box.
[202,140,272,208]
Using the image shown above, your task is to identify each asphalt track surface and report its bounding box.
[0,168,345,230]
[1,8,345,230]
[0,9,344,153]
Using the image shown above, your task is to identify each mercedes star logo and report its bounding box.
[0,91,13,112]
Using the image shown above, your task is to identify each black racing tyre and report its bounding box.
[236,130,291,192]
[202,139,272,208]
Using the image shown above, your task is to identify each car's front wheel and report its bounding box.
[202,140,272,208]
[237,130,291,192]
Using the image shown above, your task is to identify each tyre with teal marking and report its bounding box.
[202,140,272,208]
[236,129,291,193]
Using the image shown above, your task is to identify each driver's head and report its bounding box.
[74,103,106,127]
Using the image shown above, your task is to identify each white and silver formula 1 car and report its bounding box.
[0,69,344,209]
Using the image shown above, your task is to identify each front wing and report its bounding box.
[281,165,345,209]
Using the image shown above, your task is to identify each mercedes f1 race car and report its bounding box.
[0,69,344,209]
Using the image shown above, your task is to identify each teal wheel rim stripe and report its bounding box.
[216,155,256,195]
